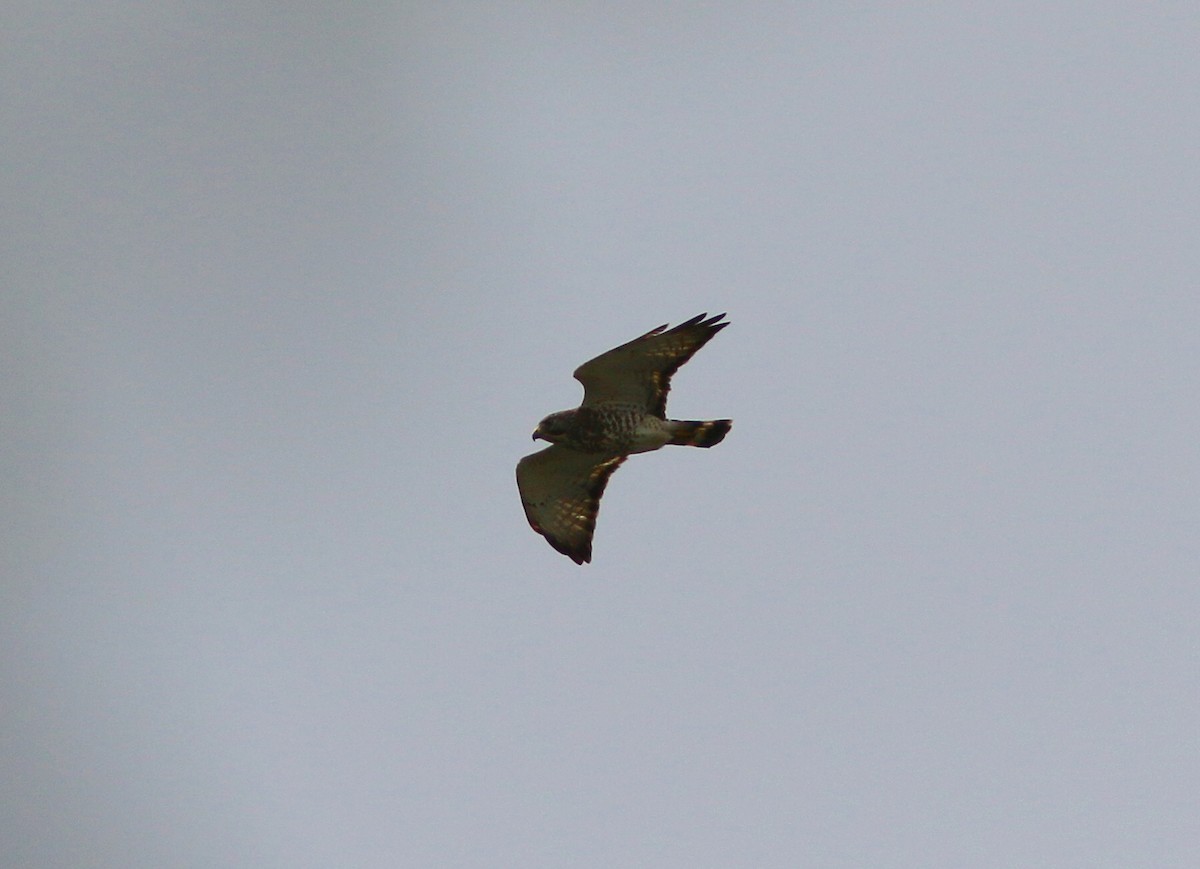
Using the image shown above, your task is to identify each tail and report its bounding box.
[667,419,732,448]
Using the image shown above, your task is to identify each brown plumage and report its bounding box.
[516,313,732,564]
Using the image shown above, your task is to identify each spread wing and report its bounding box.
[516,445,626,564]
[573,313,728,417]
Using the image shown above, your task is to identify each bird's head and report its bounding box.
[532,410,576,444]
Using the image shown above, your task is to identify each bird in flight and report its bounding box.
[516,313,732,564]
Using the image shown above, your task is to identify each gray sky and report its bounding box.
[4,3,1198,867]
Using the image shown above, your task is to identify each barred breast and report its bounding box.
[567,405,658,454]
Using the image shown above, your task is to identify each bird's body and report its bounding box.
[516,313,732,564]
[531,405,671,454]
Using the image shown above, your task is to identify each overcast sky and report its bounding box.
[3,3,1198,867]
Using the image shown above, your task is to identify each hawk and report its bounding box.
[516,313,732,564]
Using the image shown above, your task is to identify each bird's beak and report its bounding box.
[532,431,543,441]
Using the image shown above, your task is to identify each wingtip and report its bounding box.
[646,312,731,338]
[569,539,592,564]
[557,540,591,565]
[537,528,591,565]
[684,312,728,326]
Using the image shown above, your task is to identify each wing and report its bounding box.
[573,313,728,416]
[516,445,626,564]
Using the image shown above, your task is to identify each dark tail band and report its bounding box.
[668,419,732,448]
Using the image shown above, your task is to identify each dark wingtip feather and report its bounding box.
[667,312,729,333]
